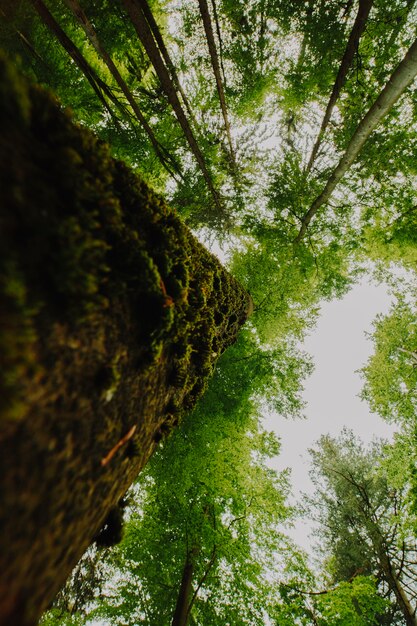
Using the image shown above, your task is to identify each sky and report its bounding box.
[266,277,397,553]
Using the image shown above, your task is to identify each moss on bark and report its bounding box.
[0,54,251,626]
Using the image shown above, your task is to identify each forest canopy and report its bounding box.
[2,0,417,624]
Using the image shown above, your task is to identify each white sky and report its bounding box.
[266,277,397,552]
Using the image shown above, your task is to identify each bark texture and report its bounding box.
[0,56,251,626]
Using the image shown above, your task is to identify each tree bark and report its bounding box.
[171,546,200,626]
[0,56,251,626]
[197,0,236,167]
[295,35,417,243]
[305,0,374,174]
[120,0,222,213]
[62,0,181,179]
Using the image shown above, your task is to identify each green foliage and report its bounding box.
[81,325,314,624]
[315,576,388,626]
[305,430,417,623]
[361,298,417,424]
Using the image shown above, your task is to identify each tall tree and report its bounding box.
[305,0,374,174]
[62,0,181,179]
[197,0,236,167]
[28,0,122,124]
[307,431,417,626]
[295,35,417,243]
[0,55,251,626]
[120,0,222,213]
[136,0,197,128]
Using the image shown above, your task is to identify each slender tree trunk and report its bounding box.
[210,0,227,88]
[0,7,49,70]
[62,0,181,179]
[197,0,236,167]
[379,552,417,626]
[29,0,122,124]
[171,547,200,626]
[305,0,374,174]
[120,0,222,213]
[295,36,417,243]
[136,0,198,128]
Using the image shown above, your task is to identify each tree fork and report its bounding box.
[0,57,252,626]
[378,550,417,626]
[171,546,200,626]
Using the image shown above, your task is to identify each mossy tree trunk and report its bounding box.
[0,56,251,626]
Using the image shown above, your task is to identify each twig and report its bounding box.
[101,425,137,466]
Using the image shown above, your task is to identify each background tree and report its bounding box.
[306,430,417,626]
[361,298,417,426]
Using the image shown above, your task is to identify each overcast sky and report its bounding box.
[266,277,397,552]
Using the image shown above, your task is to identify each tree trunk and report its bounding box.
[62,0,181,179]
[0,6,49,70]
[171,547,200,626]
[305,0,374,174]
[29,0,121,124]
[379,552,417,626]
[197,0,236,167]
[209,0,227,88]
[120,0,222,213]
[295,35,417,243]
[136,0,198,129]
[0,56,251,626]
